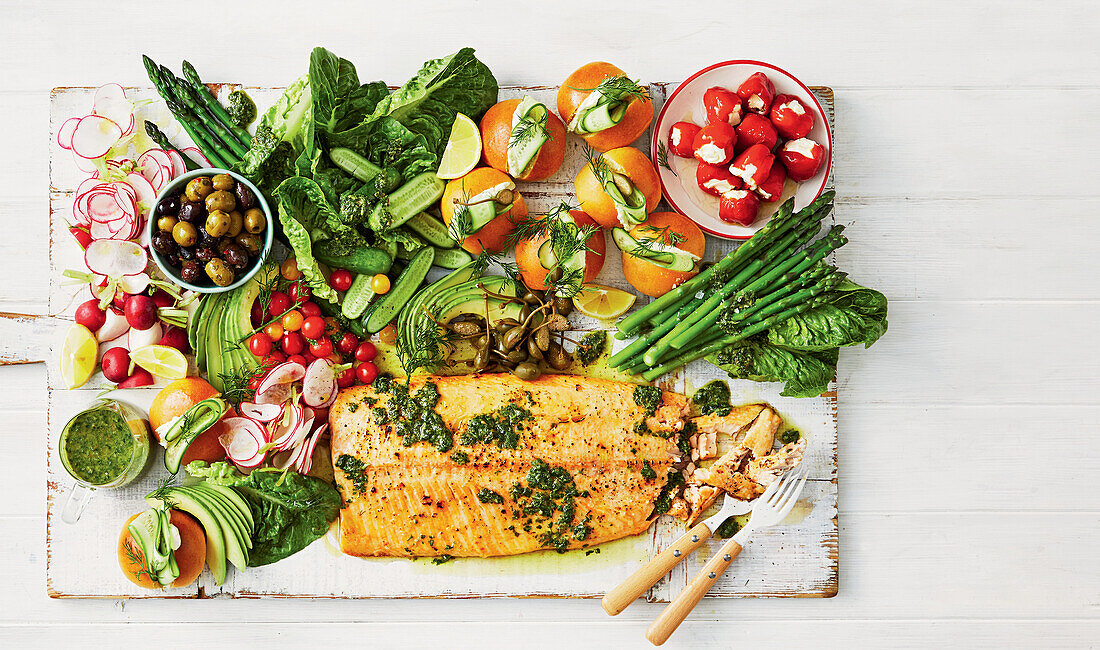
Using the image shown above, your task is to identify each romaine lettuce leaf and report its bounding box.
[709,340,839,399]
[767,280,889,351]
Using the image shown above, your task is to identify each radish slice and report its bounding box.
[72,150,101,174]
[298,424,327,474]
[85,239,146,276]
[119,272,150,294]
[238,401,282,422]
[96,308,129,342]
[254,361,306,404]
[219,417,268,468]
[181,147,211,168]
[71,115,122,159]
[167,150,187,178]
[125,173,157,213]
[57,117,81,150]
[302,359,337,407]
[93,84,135,137]
[127,322,163,350]
[268,401,306,451]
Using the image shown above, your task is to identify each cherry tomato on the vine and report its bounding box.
[301,316,325,340]
[268,292,291,318]
[356,361,379,385]
[281,309,304,332]
[300,301,321,319]
[370,274,391,295]
[263,350,286,368]
[286,354,307,367]
[337,366,356,388]
[248,333,273,357]
[309,338,334,358]
[329,269,353,292]
[337,332,359,355]
[280,259,301,281]
[289,281,311,304]
[264,322,284,340]
[281,331,305,355]
[354,341,377,362]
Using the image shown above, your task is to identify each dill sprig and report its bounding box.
[571,76,650,104]
[218,365,258,405]
[507,201,577,245]
[448,203,474,243]
[656,141,677,177]
[630,224,686,259]
[582,144,612,184]
[509,109,550,149]
[396,306,457,378]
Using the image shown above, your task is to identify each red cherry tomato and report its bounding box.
[337,332,360,355]
[301,315,326,340]
[268,292,291,318]
[281,331,306,355]
[263,350,286,368]
[264,322,284,340]
[703,87,744,126]
[300,301,321,319]
[323,317,341,338]
[289,281,311,304]
[248,332,273,357]
[337,366,356,388]
[667,121,701,158]
[286,354,307,367]
[302,353,317,367]
[329,269,353,292]
[309,338,334,358]
[327,353,343,365]
[250,301,264,326]
[281,309,304,332]
[354,341,377,362]
[356,361,379,385]
[248,377,262,391]
[692,122,737,166]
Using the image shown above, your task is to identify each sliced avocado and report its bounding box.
[184,486,249,570]
[202,483,255,531]
[147,488,227,585]
[399,262,480,346]
[440,297,523,326]
[194,485,252,552]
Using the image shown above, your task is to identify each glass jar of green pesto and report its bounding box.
[58,400,151,523]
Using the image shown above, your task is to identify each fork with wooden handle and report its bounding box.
[601,493,754,616]
[645,470,808,646]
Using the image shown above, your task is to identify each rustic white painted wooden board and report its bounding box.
[4,1,1100,646]
[42,82,838,599]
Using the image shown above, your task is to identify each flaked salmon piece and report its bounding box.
[691,404,766,437]
[742,407,783,457]
[330,373,686,558]
[746,439,807,486]
[683,485,721,525]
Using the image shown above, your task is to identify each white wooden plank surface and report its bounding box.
[2,0,1098,647]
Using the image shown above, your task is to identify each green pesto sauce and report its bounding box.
[226,90,257,128]
[576,331,607,366]
[509,459,591,553]
[373,375,453,453]
[692,379,732,416]
[449,450,469,465]
[62,407,133,485]
[632,385,662,417]
[640,460,657,480]
[715,516,741,538]
[460,403,533,449]
[335,453,370,497]
[477,488,504,504]
[779,429,801,444]
[652,469,686,516]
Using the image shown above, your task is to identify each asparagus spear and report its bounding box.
[181,60,252,146]
[167,72,249,159]
[143,121,200,171]
[639,295,831,381]
[143,56,232,168]
[608,295,707,368]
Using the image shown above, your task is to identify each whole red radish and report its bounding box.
[100,347,132,383]
[150,289,174,309]
[124,295,158,330]
[118,368,154,388]
[159,326,189,353]
[75,299,106,333]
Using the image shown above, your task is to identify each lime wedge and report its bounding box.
[573,284,637,320]
[130,344,188,380]
[59,323,98,389]
[436,113,482,180]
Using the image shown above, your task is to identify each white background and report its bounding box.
[2,0,1099,647]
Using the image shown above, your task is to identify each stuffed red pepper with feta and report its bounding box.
[667,121,701,158]
[696,162,741,197]
[703,86,744,126]
[692,122,737,165]
[769,94,814,140]
[736,72,775,115]
[735,114,778,152]
[728,143,774,189]
[779,137,826,182]
[718,190,761,226]
[754,161,786,202]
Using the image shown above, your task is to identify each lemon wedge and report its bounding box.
[130,344,188,380]
[59,323,98,389]
[573,284,637,320]
[436,113,482,180]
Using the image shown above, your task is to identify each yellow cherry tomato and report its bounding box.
[281,309,304,332]
[370,273,391,295]
[264,322,284,340]
[378,323,398,346]
[280,258,301,281]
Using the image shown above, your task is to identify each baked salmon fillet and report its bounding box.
[329,373,689,558]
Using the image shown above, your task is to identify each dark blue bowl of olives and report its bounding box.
[147,168,273,293]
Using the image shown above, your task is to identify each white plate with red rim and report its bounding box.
[651,60,832,240]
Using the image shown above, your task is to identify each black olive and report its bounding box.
[235,232,261,255]
[222,242,249,269]
[234,183,256,210]
[177,201,205,224]
[151,230,176,255]
[177,246,196,261]
[165,253,180,268]
[179,260,201,283]
[198,225,218,247]
[195,246,217,262]
[156,195,179,216]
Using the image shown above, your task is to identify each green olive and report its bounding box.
[205,190,236,213]
[172,221,198,247]
[184,177,214,203]
[244,208,266,234]
[211,173,235,191]
[226,210,244,237]
[235,232,261,255]
[205,258,234,286]
[512,362,541,381]
[157,215,178,232]
[205,210,231,237]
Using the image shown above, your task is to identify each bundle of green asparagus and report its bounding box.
[142,56,252,170]
[610,191,851,382]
